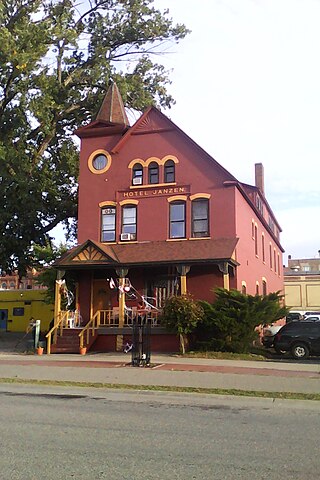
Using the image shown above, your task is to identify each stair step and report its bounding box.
[49,328,97,354]
[55,338,80,344]
[51,346,80,354]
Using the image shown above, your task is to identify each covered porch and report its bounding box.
[46,238,238,354]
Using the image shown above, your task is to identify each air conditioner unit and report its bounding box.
[132,177,142,185]
[120,233,135,241]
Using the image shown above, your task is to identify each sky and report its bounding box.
[150,0,320,263]
[53,0,320,263]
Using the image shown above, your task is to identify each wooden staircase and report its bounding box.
[50,329,81,354]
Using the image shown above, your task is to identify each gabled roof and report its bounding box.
[55,240,120,267]
[111,106,238,182]
[55,238,239,270]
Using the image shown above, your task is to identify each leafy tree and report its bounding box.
[0,0,189,275]
[32,242,69,304]
[160,295,204,354]
[196,288,289,353]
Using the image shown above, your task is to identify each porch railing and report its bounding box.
[46,308,161,352]
[79,308,161,349]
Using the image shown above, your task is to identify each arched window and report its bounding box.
[164,160,175,183]
[1,283,7,289]
[192,199,209,237]
[254,225,258,256]
[169,201,185,239]
[262,279,267,296]
[121,205,137,241]
[241,283,247,294]
[132,163,143,185]
[148,162,159,184]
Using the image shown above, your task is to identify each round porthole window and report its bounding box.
[93,154,107,171]
[88,150,112,174]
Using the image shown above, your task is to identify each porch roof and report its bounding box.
[55,237,239,269]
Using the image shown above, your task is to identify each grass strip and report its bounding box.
[0,377,319,401]
[180,349,271,361]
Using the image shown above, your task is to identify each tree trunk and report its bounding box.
[179,333,185,354]
[179,333,189,354]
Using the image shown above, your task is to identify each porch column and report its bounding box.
[218,262,230,291]
[176,265,190,295]
[115,268,129,351]
[53,270,65,325]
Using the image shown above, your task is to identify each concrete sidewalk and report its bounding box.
[1,331,320,395]
[0,350,320,395]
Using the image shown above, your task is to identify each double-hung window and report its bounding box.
[122,205,137,240]
[191,199,209,237]
[132,163,143,186]
[101,207,116,242]
[169,201,185,239]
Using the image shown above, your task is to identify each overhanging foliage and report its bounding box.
[0,0,189,274]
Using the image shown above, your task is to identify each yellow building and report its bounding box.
[284,256,320,314]
[0,289,54,332]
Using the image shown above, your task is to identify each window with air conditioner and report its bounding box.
[132,163,143,186]
[132,177,142,185]
[120,233,135,241]
[121,205,137,241]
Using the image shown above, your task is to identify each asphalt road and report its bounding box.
[0,384,319,480]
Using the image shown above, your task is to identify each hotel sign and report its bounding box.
[119,185,190,199]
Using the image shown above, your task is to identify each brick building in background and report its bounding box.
[0,270,45,290]
[53,83,284,352]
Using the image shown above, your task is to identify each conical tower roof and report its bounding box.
[96,82,129,126]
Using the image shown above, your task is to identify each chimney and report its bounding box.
[255,163,264,195]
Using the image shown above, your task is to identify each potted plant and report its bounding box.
[79,346,87,355]
[36,344,44,355]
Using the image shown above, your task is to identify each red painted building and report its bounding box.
[53,83,284,353]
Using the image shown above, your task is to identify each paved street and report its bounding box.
[0,383,320,480]
[1,333,320,479]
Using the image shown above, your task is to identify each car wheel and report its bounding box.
[291,343,309,360]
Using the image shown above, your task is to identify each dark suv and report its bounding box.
[273,320,320,359]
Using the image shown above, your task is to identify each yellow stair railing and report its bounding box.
[79,311,100,349]
[45,311,70,355]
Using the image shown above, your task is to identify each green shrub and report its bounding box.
[160,295,204,354]
[195,288,289,353]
